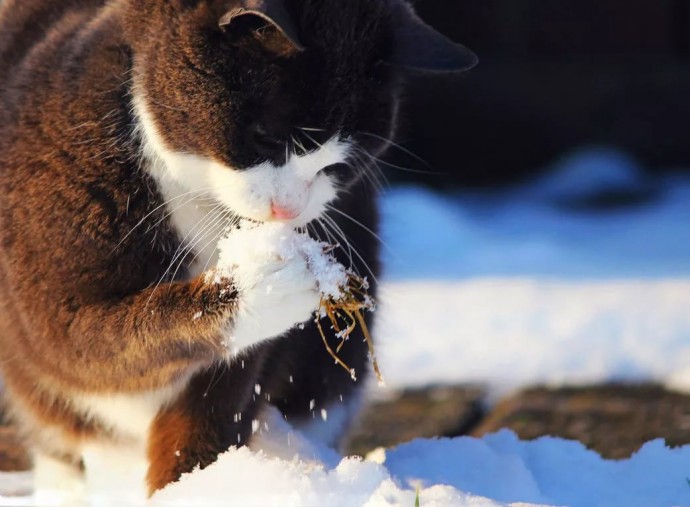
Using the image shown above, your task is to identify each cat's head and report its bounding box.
[128,0,476,226]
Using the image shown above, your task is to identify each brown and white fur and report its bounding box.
[0,0,476,500]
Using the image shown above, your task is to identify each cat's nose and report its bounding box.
[270,202,300,220]
[249,122,286,161]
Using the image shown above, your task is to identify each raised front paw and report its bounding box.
[225,251,320,354]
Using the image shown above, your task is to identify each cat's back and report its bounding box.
[0,0,130,148]
[0,0,108,84]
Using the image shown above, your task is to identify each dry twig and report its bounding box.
[314,273,383,385]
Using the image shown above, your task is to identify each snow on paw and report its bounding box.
[198,273,238,305]
[231,260,319,352]
[216,225,321,354]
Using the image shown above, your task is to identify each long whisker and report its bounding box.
[357,145,444,176]
[201,212,240,274]
[358,131,431,168]
[306,221,324,245]
[175,209,235,285]
[165,202,226,278]
[297,126,326,132]
[111,188,212,253]
[314,219,337,248]
[147,192,217,234]
[171,204,230,273]
[351,145,393,186]
[348,147,387,192]
[317,217,353,269]
[145,206,227,307]
[321,213,379,284]
[319,215,356,274]
[291,135,308,156]
[326,205,390,251]
[301,130,386,192]
[300,130,323,150]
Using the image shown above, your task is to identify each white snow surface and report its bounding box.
[149,431,690,506]
[370,149,690,392]
[374,278,690,392]
[5,430,690,506]
[3,148,690,506]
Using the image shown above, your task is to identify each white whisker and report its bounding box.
[166,202,226,277]
[145,205,228,307]
[358,131,431,167]
[174,210,233,284]
[111,188,212,253]
[297,126,326,132]
[320,217,355,274]
[197,212,239,276]
[326,205,389,250]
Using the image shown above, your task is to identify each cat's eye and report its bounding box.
[249,123,286,159]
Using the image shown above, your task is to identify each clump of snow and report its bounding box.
[215,222,348,298]
[149,439,504,507]
[148,430,690,507]
[384,430,690,507]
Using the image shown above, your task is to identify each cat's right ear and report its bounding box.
[386,2,478,73]
[219,0,304,51]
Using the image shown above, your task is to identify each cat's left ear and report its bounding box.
[386,2,478,73]
[219,0,304,51]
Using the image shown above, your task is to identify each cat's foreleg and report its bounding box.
[81,439,150,502]
[61,274,239,391]
[32,451,85,505]
[61,247,320,392]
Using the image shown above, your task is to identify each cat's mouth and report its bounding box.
[211,168,335,228]
[221,194,322,227]
[183,140,347,228]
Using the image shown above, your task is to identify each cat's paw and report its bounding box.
[226,252,320,354]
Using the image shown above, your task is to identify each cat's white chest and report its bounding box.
[72,380,189,441]
[164,196,224,278]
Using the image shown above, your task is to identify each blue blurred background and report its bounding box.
[377,0,690,282]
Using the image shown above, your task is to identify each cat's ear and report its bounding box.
[386,2,478,73]
[219,0,304,51]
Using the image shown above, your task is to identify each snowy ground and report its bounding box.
[5,431,690,506]
[154,431,690,506]
[2,148,690,506]
[376,278,690,393]
[376,148,690,393]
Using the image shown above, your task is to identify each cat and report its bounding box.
[0,0,476,499]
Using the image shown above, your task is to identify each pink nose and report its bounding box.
[271,203,299,220]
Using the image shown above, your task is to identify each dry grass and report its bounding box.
[315,273,383,384]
